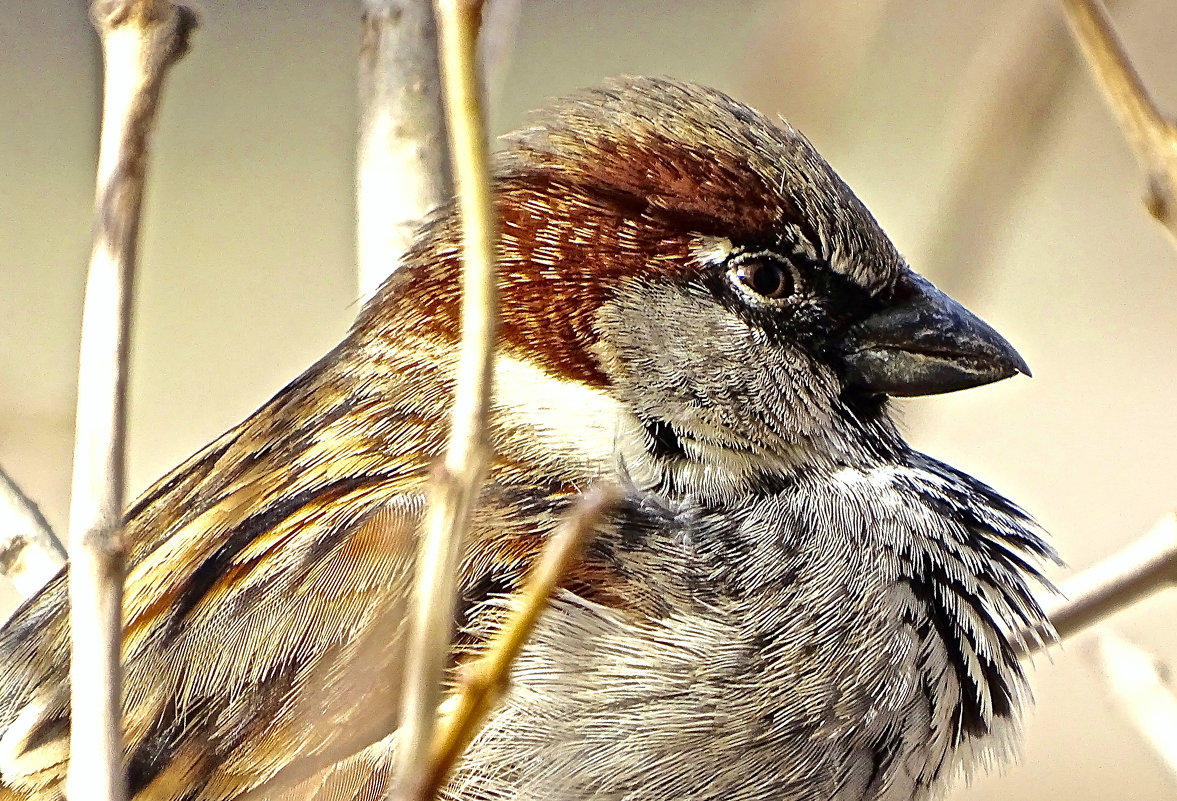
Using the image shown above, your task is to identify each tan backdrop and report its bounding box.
[1,1,1174,799]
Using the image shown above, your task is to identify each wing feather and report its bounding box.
[0,342,440,800]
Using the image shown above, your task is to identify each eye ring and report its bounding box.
[728,254,800,301]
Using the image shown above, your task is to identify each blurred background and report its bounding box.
[1,0,1175,798]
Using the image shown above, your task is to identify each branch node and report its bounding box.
[91,0,198,64]
[1060,0,1177,243]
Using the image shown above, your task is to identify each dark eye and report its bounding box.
[732,257,796,300]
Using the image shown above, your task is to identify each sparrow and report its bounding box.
[0,76,1055,801]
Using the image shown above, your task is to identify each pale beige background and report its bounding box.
[1,1,1175,799]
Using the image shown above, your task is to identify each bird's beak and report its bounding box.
[841,273,1030,397]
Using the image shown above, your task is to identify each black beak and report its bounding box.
[842,273,1030,397]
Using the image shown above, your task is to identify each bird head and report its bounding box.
[360,77,1029,495]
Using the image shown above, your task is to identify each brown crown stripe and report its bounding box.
[357,79,877,386]
[366,180,712,387]
[352,79,890,388]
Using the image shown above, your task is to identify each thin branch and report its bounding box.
[393,1,497,800]
[420,487,621,798]
[1020,512,1177,655]
[355,0,519,301]
[357,0,452,298]
[1060,0,1177,243]
[1091,634,1177,782]
[1050,512,1177,642]
[68,4,195,801]
[0,463,66,600]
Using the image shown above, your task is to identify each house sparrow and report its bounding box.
[0,77,1055,801]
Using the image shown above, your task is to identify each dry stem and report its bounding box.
[1020,512,1177,656]
[419,487,621,797]
[0,464,65,601]
[1049,513,1177,642]
[68,4,195,801]
[357,0,452,298]
[393,1,497,799]
[1060,0,1177,244]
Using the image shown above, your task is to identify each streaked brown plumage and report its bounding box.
[0,77,1053,801]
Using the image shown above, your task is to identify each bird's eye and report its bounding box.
[731,257,796,300]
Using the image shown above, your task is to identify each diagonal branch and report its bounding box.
[1091,634,1177,782]
[68,4,195,801]
[0,463,65,601]
[1060,0,1177,243]
[923,1,1077,301]
[420,486,621,799]
[1047,512,1177,643]
[1020,512,1177,656]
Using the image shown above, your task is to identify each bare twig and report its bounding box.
[1020,513,1177,655]
[0,463,66,600]
[357,0,452,298]
[393,1,498,799]
[355,0,519,301]
[420,487,621,797]
[1060,0,1177,243]
[1090,634,1177,782]
[1049,512,1177,642]
[68,4,195,801]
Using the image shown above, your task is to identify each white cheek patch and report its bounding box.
[492,352,629,476]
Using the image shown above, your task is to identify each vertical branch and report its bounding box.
[393,1,497,799]
[357,0,452,298]
[1060,0,1177,243]
[0,464,66,601]
[68,4,195,801]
